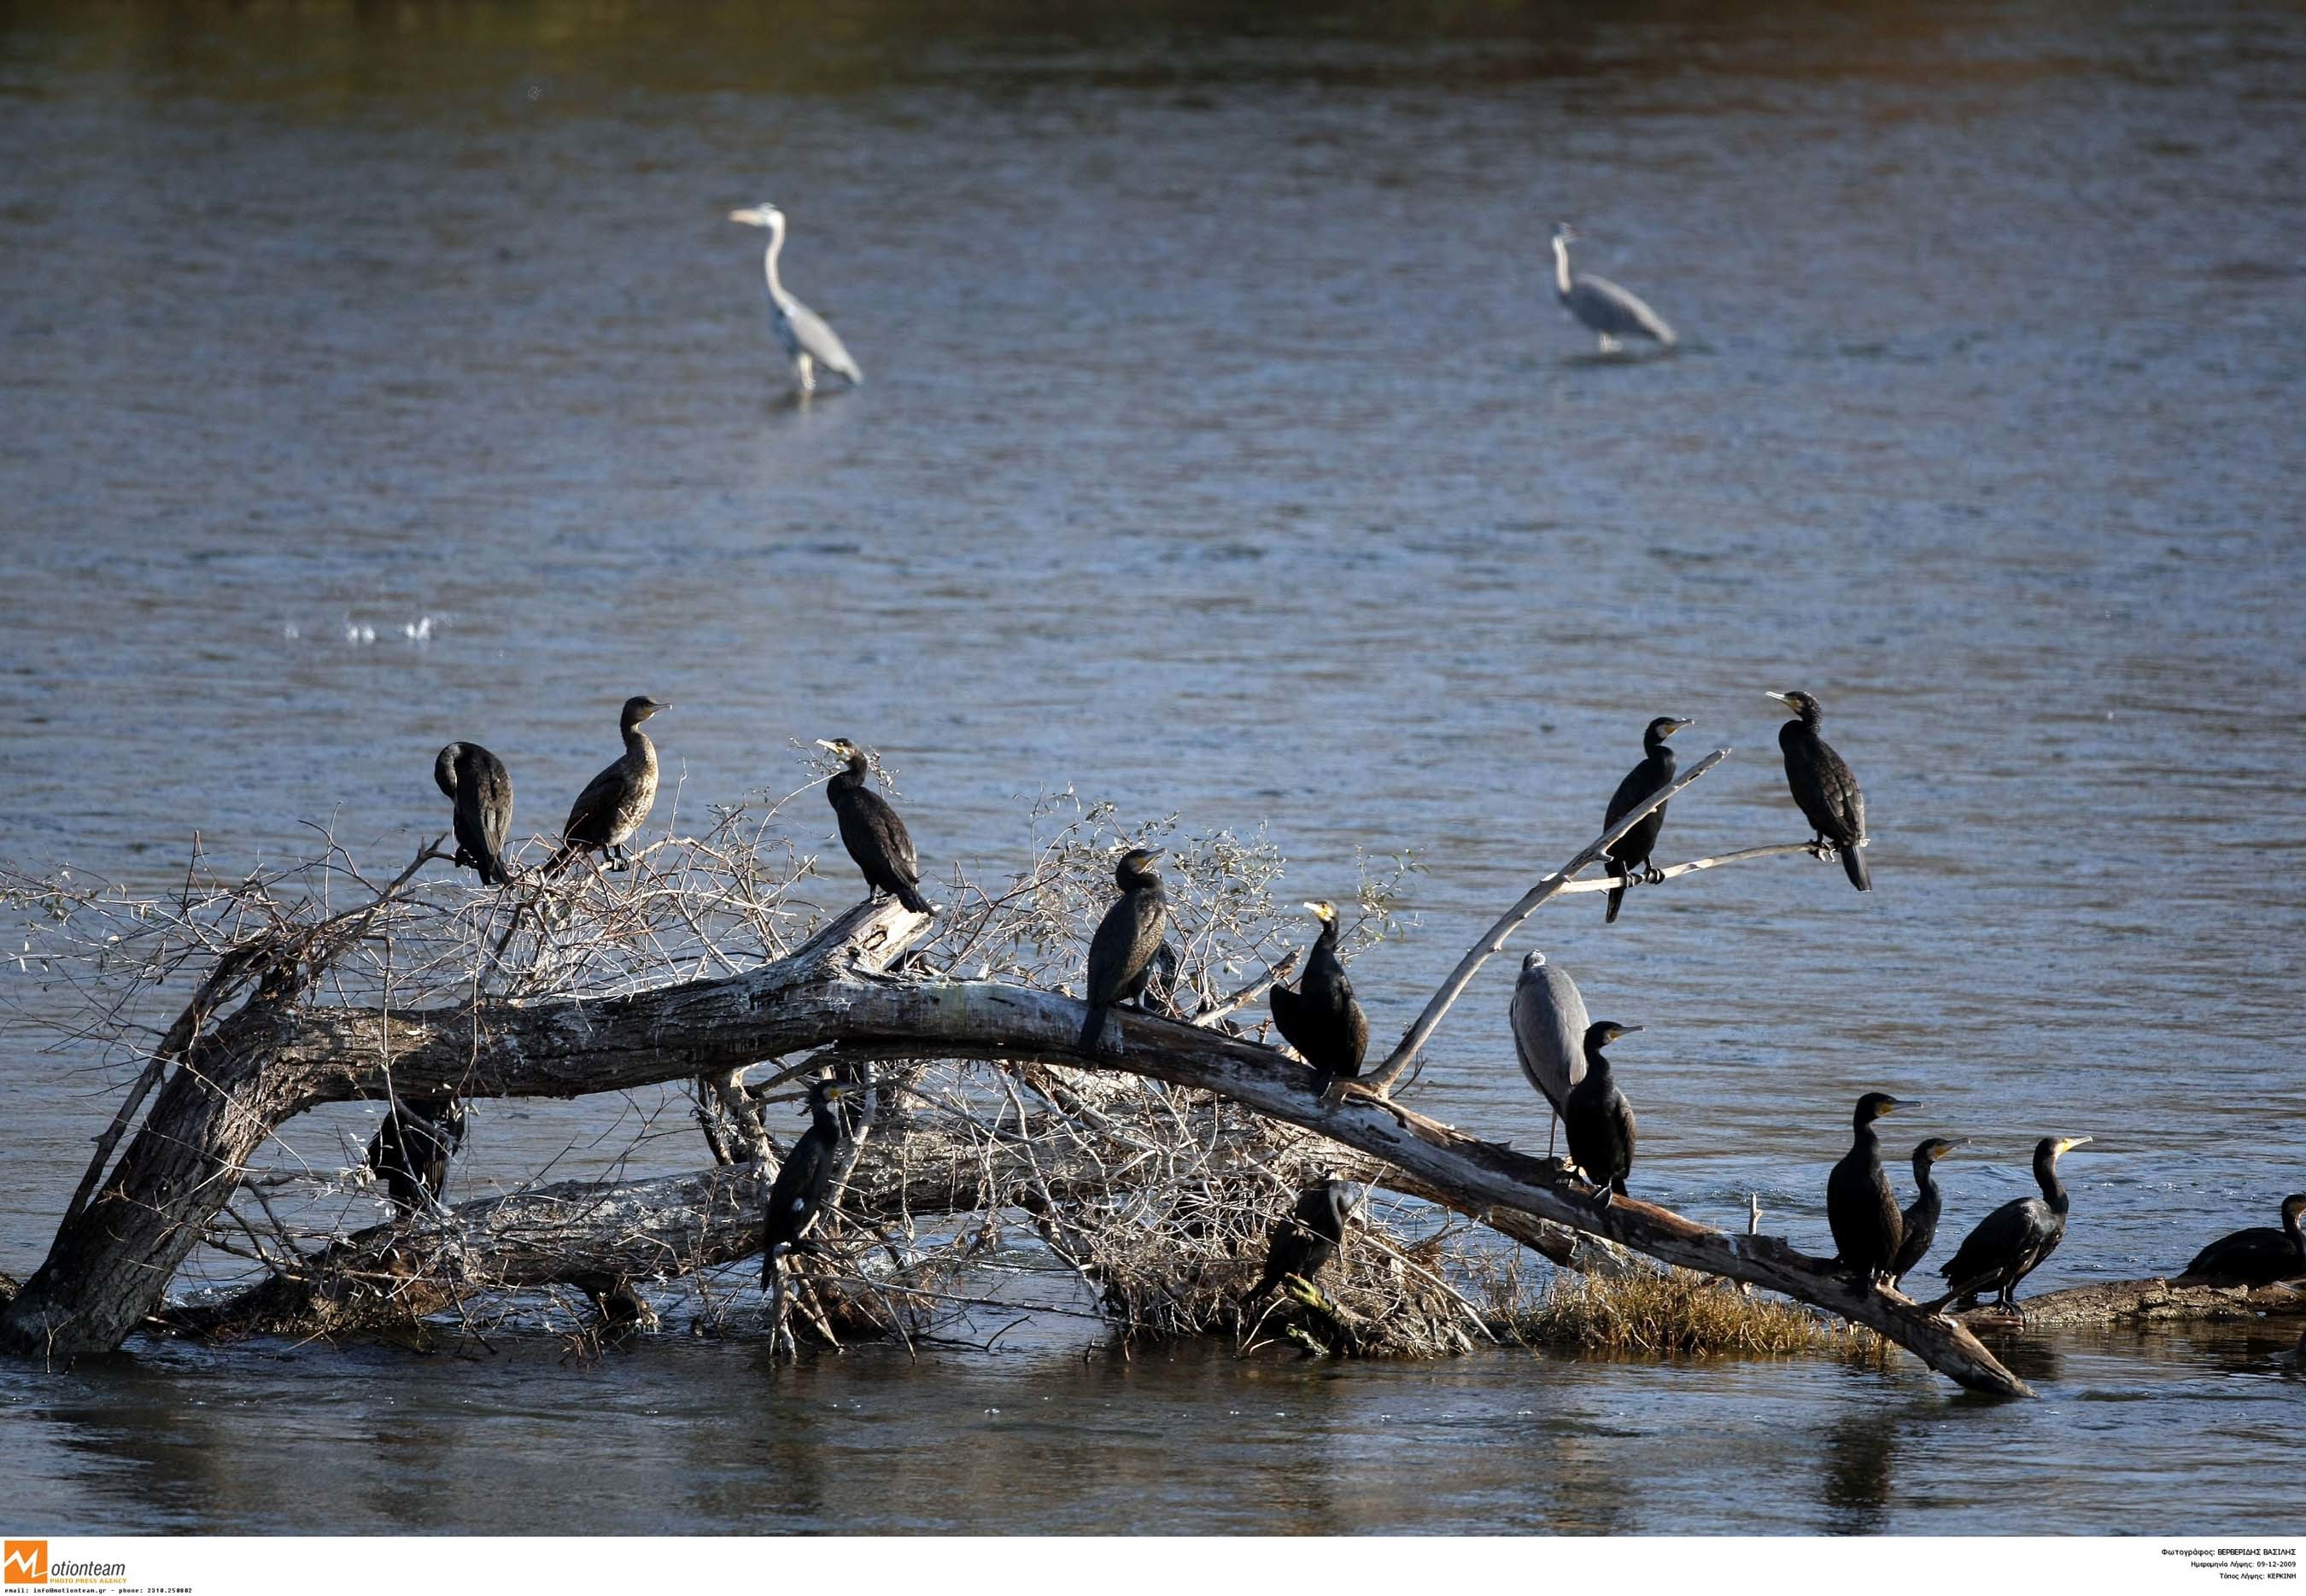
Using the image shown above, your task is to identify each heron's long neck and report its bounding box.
[1553,237,1574,296]
[764,226,788,299]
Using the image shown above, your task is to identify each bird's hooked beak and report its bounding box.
[2055,1136,2093,1155]
[1934,1137,1972,1159]
[1664,717,1695,736]
[1303,900,1337,923]
[1881,1096,1915,1114]
[729,207,772,227]
[1612,1024,1645,1040]
[1764,691,1794,707]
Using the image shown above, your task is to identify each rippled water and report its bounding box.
[3,0,2303,1535]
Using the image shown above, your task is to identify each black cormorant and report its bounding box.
[1508,950,1589,1157]
[1601,716,1693,923]
[815,738,933,914]
[1888,1137,1969,1288]
[1269,900,1368,1088]
[549,695,667,874]
[366,1093,468,1216]
[434,742,515,886]
[1079,846,1168,1053]
[1766,690,1870,892]
[2177,1193,2306,1287]
[1244,1175,1365,1306]
[1929,1136,2092,1312]
[761,1078,859,1286]
[1564,1020,1640,1204]
[1826,1093,1911,1286]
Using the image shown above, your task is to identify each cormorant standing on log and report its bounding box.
[1244,1176,1365,1306]
[2177,1193,2306,1287]
[1826,1092,1911,1286]
[1765,690,1870,892]
[1601,716,1693,923]
[1269,900,1368,1088]
[1929,1136,2092,1312]
[367,1093,468,1215]
[434,742,515,886]
[1888,1137,1969,1288]
[815,738,933,914]
[1079,847,1167,1053]
[1564,1021,1640,1204]
[761,1078,859,1285]
[549,696,667,874]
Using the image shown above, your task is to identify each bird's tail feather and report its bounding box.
[1606,862,1626,925]
[545,839,584,878]
[897,881,933,915]
[1842,843,1871,892]
[1079,1003,1107,1054]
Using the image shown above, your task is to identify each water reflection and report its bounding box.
[1817,1407,1899,1534]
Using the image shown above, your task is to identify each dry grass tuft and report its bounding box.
[1513,1266,1893,1362]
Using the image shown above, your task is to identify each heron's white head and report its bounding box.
[729,203,786,231]
[1552,220,1581,245]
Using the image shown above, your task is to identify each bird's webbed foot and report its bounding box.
[1806,834,1832,862]
[1642,863,1667,886]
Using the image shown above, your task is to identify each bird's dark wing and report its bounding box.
[1341,993,1370,1073]
[1607,1090,1637,1180]
[1269,982,1308,1056]
[562,757,629,846]
[764,1131,834,1252]
[844,786,920,881]
[1940,1197,2040,1284]
[1789,734,1865,845]
[470,750,515,859]
[1603,759,1654,831]
[2181,1228,2288,1281]
[1087,891,1167,1006]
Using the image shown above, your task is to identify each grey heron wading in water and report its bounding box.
[729,203,863,395]
[1551,222,1677,354]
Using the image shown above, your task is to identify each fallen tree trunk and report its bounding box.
[3,889,2030,1394]
[1954,1276,2306,1333]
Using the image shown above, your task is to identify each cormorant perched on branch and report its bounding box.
[1564,1021,1640,1204]
[1509,950,1589,1158]
[366,1093,468,1216]
[1766,689,1870,892]
[1888,1137,1969,1289]
[1269,900,1368,1088]
[1601,716,1693,923]
[1244,1176,1365,1306]
[549,696,667,874]
[761,1078,859,1285]
[1079,847,1167,1053]
[1930,1136,2092,1312]
[1827,1092,1911,1286]
[2177,1194,2306,1287]
[816,738,933,914]
[433,742,515,886]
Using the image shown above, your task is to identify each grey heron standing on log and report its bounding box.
[1550,222,1677,354]
[729,202,863,395]
[1509,950,1589,1158]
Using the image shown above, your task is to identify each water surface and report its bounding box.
[2,0,2303,1535]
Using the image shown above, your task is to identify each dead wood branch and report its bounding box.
[1366,748,1730,1092]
